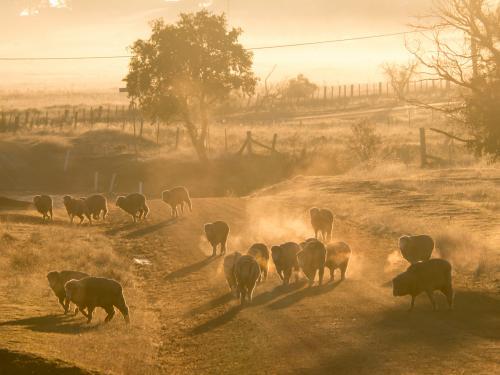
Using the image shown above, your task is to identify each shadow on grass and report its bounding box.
[104,222,138,236]
[267,280,343,310]
[164,256,219,282]
[125,218,178,238]
[190,305,242,335]
[0,314,99,335]
[294,290,500,374]
[0,213,68,226]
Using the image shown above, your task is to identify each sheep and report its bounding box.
[63,195,91,224]
[33,195,53,221]
[223,252,242,297]
[325,241,351,282]
[392,258,453,311]
[310,207,334,241]
[84,194,108,221]
[298,238,327,287]
[65,276,130,324]
[115,193,149,222]
[162,187,192,218]
[47,270,89,314]
[247,243,270,282]
[205,221,230,256]
[399,235,434,264]
[234,255,261,305]
[271,242,300,285]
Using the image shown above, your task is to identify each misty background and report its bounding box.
[0,0,432,89]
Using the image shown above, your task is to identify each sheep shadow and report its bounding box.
[0,314,99,334]
[104,222,139,236]
[187,281,307,317]
[0,213,67,226]
[124,218,178,239]
[164,256,219,282]
[188,293,234,317]
[267,280,343,310]
[190,305,242,335]
[290,291,500,374]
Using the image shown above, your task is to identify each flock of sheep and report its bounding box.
[31,186,453,326]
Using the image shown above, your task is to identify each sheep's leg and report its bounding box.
[221,241,227,255]
[86,306,95,323]
[426,290,437,311]
[212,244,217,257]
[318,267,324,286]
[442,286,454,310]
[104,305,115,323]
[329,267,335,283]
[408,295,416,312]
[283,269,291,285]
[59,297,67,313]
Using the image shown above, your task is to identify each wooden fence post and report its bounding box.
[64,150,71,172]
[175,127,180,149]
[224,128,228,152]
[419,128,427,167]
[271,133,278,153]
[74,111,79,129]
[247,131,253,154]
[109,173,117,194]
[139,117,144,138]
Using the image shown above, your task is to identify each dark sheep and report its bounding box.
[298,238,327,287]
[116,193,149,222]
[223,252,242,297]
[65,276,130,324]
[63,195,91,224]
[399,235,434,264]
[325,241,351,282]
[162,186,192,218]
[33,195,53,221]
[310,207,334,242]
[392,258,453,311]
[271,242,300,285]
[247,243,270,282]
[205,221,230,256]
[47,270,89,314]
[85,194,108,221]
[234,255,261,305]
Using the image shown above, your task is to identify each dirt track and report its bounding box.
[0,180,499,374]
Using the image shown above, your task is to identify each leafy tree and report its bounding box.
[407,0,500,158]
[284,74,318,99]
[124,10,257,161]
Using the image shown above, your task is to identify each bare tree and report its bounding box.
[406,0,500,158]
[381,61,419,100]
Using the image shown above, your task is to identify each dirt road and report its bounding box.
[0,178,499,374]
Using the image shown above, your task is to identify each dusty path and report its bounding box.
[111,195,499,374]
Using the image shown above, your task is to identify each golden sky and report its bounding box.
[0,1,432,90]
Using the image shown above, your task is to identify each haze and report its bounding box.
[0,0,431,89]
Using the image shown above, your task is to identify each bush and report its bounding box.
[347,121,382,162]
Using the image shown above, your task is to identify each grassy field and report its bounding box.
[0,94,498,373]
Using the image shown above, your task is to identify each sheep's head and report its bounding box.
[271,245,282,263]
[33,195,41,205]
[115,196,126,208]
[161,190,170,203]
[47,271,62,292]
[310,207,320,218]
[398,235,411,251]
[63,195,73,206]
[392,271,415,296]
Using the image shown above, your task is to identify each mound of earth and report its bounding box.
[0,349,99,374]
